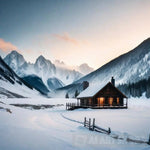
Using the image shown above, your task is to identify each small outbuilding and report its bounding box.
[66,77,128,110]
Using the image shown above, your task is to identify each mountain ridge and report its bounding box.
[74,38,150,84]
[4,51,83,89]
[53,38,150,98]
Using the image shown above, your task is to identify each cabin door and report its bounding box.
[108,97,113,106]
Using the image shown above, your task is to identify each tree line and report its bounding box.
[117,76,150,98]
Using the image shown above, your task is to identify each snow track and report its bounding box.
[61,113,83,125]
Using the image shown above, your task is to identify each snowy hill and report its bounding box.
[0,56,41,98]
[55,38,150,97]
[4,51,83,88]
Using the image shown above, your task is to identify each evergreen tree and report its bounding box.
[75,90,79,98]
[65,93,69,98]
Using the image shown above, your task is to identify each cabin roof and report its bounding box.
[77,82,107,98]
[77,82,127,99]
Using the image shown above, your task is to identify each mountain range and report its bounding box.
[1,38,150,98]
[4,51,94,93]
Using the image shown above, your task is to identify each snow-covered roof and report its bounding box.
[77,81,127,98]
[77,82,108,98]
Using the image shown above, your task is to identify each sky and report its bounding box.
[0,0,150,69]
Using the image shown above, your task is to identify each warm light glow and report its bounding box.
[97,97,105,106]
[117,97,119,105]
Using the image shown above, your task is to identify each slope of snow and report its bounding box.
[74,38,150,86]
[56,38,150,98]
[0,79,42,98]
[0,97,150,150]
[0,56,42,98]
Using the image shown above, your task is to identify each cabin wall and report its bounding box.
[80,98,93,106]
[80,97,124,106]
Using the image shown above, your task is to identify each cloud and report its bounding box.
[0,38,17,52]
[53,33,79,46]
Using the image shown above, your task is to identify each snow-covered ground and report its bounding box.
[0,79,42,98]
[0,97,150,150]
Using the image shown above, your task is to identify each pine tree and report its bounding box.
[75,90,79,98]
[65,93,69,98]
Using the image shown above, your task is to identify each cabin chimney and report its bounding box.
[82,81,89,90]
[111,77,115,86]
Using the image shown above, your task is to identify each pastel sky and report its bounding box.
[0,0,150,69]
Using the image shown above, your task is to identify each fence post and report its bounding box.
[89,118,91,130]
[84,117,86,127]
[108,127,111,134]
[92,118,95,131]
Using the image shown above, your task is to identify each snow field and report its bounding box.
[0,98,150,150]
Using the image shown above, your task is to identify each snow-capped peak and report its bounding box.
[4,50,26,72]
[34,55,56,83]
[36,55,47,62]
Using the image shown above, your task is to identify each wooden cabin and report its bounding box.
[66,77,128,110]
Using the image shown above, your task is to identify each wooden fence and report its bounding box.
[83,117,150,145]
[84,117,111,134]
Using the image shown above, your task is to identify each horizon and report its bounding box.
[0,0,150,69]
